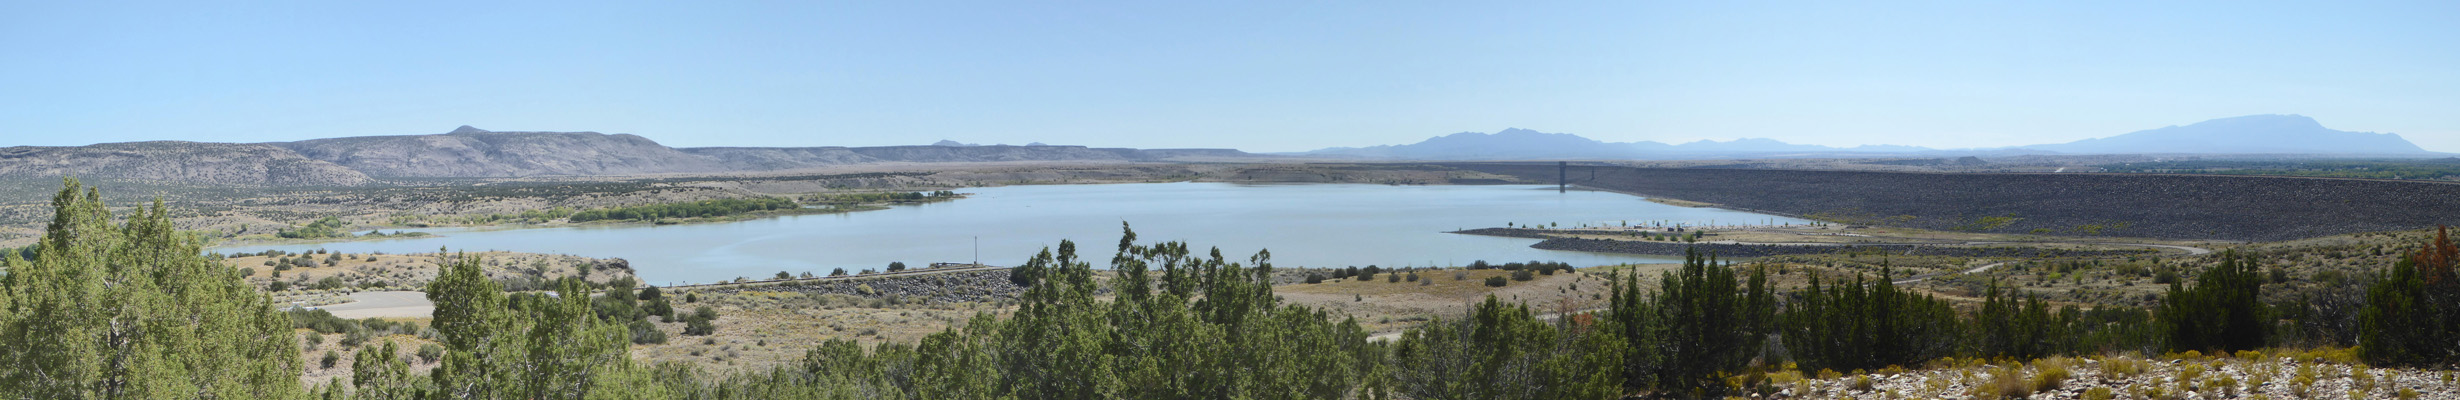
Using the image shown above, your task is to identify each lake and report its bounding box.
[214,183,1808,285]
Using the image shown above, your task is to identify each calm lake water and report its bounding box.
[214,183,1807,285]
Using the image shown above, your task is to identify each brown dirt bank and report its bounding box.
[1451,228,2158,258]
[1443,163,2460,242]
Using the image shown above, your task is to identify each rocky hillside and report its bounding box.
[1450,163,2460,242]
[279,126,730,177]
[0,141,370,186]
[0,126,1263,185]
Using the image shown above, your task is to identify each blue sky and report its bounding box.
[4,1,2454,152]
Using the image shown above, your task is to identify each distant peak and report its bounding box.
[2188,114,2324,130]
[1493,128,1549,135]
[448,125,489,134]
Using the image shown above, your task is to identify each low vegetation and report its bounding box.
[278,216,354,239]
[797,190,958,205]
[567,197,800,223]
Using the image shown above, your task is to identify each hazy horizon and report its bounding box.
[5,1,2454,153]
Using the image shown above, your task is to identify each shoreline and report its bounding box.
[208,198,941,250]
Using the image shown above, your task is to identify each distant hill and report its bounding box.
[0,141,370,186]
[280,126,730,177]
[1306,128,1640,160]
[682,145,1251,170]
[1303,115,2438,160]
[2020,114,2430,155]
[0,126,1261,185]
[1300,128,1938,160]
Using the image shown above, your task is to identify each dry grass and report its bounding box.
[630,290,1006,374]
[225,251,631,294]
[296,328,441,387]
[1277,268,1622,334]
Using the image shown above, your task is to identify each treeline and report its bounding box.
[1575,249,2286,396]
[1465,259,1577,274]
[278,216,351,238]
[567,197,799,223]
[799,190,958,205]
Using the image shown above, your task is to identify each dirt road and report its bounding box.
[317,291,434,319]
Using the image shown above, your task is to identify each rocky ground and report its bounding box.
[1777,350,2459,399]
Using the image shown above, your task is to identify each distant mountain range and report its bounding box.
[0,126,1254,186]
[2021,114,2427,154]
[1,115,2434,186]
[1299,115,2439,160]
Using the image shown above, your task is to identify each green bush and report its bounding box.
[1484,276,1508,287]
[683,315,715,336]
[643,297,674,319]
[1389,296,1626,399]
[683,306,719,336]
[629,319,668,344]
[278,217,351,239]
[289,309,358,334]
[1785,269,1961,372]
[2361,227,2458,366]
[339,328,375,348]
[2160,252,2272,353]
[415,343,444,364]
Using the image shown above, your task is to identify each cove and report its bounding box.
[213,182,1809,285]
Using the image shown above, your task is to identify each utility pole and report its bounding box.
[973,236,979,266]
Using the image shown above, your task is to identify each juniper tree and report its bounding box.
[2159,251,2272,353]
[0,178,306,399]
[2361,226,2459,365]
